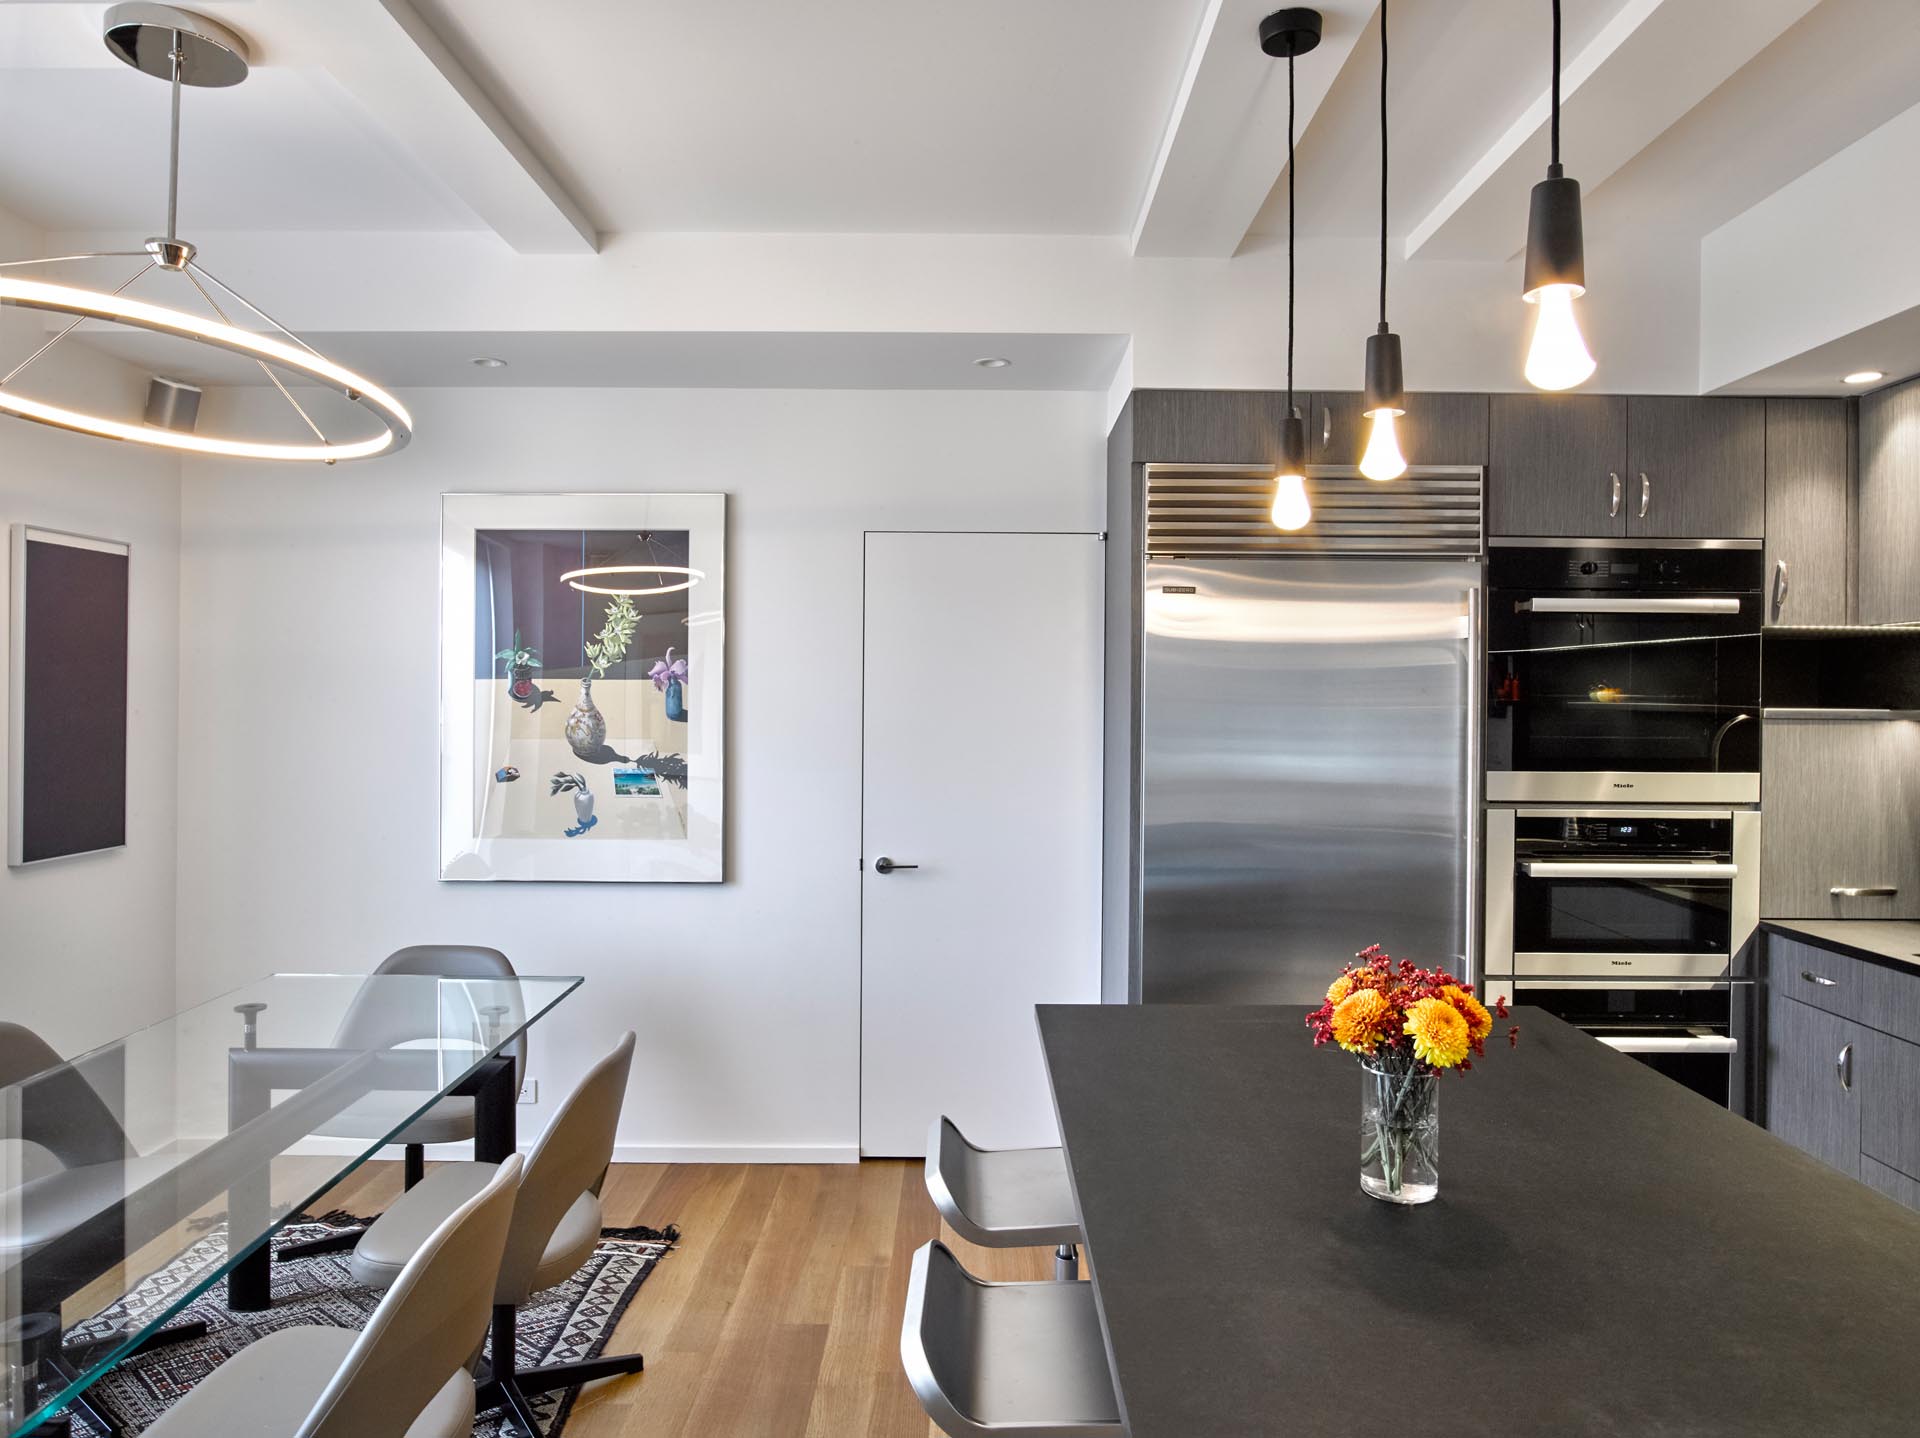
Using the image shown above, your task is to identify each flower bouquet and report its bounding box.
[1305,945,1515,1205]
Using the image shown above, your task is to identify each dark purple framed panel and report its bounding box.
[8,525,130,866]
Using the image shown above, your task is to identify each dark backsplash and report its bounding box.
[1764,628,1920,710]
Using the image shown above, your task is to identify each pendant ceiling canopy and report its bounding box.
[0,4,411,463]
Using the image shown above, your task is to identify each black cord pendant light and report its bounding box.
[1260,8,1321,530]
[1359,0,1407,481]
[1522,0,1596,389]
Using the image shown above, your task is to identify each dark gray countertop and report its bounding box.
[1038,1003,1920,1438]
[1762,918,1920,974]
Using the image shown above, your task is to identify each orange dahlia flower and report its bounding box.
[1331,989,1394,1055]
[1442,984,1493,1041]
[1405,997,1472,1069]
[1326,972,1356,1005]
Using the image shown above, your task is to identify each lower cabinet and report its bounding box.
[1766,991,1862,1178]
[1765,944,1920,1211]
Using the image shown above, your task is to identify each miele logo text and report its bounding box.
[1610,959,1631,966]
[1612,782,1635,788]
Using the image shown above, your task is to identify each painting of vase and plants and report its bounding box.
[438,493,724,882]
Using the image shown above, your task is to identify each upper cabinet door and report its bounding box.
[1311,392,1489,469]
[1858,376,1920,625]
[1625,396,1765,539]
[1764,398,1849,625]
[1129,390,1292,465]
[1487,393,1627,537]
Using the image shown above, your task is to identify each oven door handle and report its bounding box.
[1595,1034,1738,1056]
[1516,597,1743,615]
[1520,861,1739,880]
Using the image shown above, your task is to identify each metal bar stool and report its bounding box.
[925,1116,1082,1280]
[901,1239,1123,1438]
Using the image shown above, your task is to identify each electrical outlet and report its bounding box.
[517,1079,538,1105]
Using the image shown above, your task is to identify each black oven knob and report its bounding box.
[1579,561,1599,575]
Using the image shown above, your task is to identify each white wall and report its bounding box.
[0,204,183,1060]
[174,385,1104,1160]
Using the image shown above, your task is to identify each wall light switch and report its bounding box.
[517,1079,538,1105]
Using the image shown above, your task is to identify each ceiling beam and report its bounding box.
[1129,0,1367,259]
[1402,0,1818,262]
[254,0,597,255]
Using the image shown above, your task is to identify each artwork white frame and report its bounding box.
[439,492,725,882]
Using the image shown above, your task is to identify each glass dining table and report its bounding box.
[0,971,581,1436]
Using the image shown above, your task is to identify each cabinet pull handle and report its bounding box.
[1831,885,1897,897]
[1639,473,1651,519]
[1609,472,1621,518]
[1322,404,1332,448]
[1772,559,1790,618]
[1801,971,1838,987]
[1836,1042,1854,1092]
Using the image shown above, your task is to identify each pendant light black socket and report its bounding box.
[1259,8,1322,58]
[1363,326,1404,416]
[1280,409,1308,473]
[1523,166,1585,296]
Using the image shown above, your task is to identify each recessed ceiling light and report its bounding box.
[470,356,508,369]
[972,356,1011,369]
[1843,370,1885,385]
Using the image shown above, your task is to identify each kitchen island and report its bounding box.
[1038,1003,1920,1437]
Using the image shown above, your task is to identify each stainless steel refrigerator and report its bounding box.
[1117,465,1483,1005]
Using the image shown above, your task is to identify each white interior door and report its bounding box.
[860,531,1103,1157]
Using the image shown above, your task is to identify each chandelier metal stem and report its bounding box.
[166,29,183,243]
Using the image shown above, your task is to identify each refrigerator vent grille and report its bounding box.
[1145,465,1484,557]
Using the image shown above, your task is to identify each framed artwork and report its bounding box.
[8,525,131,867]
[439,493,725,882]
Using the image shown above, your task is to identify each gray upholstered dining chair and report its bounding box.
[347,1031,643,1433]
[925,1116,1083,1280]
[141,1153,524,1438]
[279,944,523,1264]
[901,1239,1123,1438]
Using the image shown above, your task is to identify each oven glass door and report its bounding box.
[1485,548,1762,777]
[1511,815,1734,958]
[1517,983,1736,1107]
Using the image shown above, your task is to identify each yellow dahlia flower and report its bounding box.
[1405,997,1472,1069]
[1331,989,1394,1055]
[1326,972,1356,1005]
[1442,984,1493,1041]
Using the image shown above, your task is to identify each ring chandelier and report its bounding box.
[559,565,706,597]
[0,5,411,463]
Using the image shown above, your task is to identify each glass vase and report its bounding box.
[1360,1060,1439,1205]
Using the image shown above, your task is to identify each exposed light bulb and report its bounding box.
[1359,409,1408,482]
[1271,472,1311,531]
[1523,283,1596,391]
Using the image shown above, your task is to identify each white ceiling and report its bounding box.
[0,0,1912,396]
[407,0,1212,235]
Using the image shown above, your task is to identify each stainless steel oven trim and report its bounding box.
[1465,581,1483,991]
[1519,860,1739,879]
[1498,806,1738,820]
[1510,952,1733,979]
[1487,537,1763,551]
[1486,771,1760,804]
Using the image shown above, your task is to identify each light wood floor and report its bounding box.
[319,1159,1065,1438]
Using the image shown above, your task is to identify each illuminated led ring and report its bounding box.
[561,565,704,597]
[0,276,412,462]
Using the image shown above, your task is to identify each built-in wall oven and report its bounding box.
[1485,806,1759,1113]
[1485,542,1763,804]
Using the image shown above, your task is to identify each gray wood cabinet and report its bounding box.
[1487,393,1627,537]
[1760,719,1920,919]
[1130,390,1291,465]
[1763,398,1849,625]
[1858,375,1920,624]
[1310,392,1488,469]
[1862,1031,1920,1181]
[1625,396,1765,539]
[1766,991,1863,1177]
[1863,1155,1920,1208]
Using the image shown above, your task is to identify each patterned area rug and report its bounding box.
[60,1211,677,1437]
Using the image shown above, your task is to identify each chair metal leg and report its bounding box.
[44,1355,123,1438]
[1055,1243,1080,1281]
[495,1376,544,1437]
[511,1350,646,1395]
[404,1143,426,1189]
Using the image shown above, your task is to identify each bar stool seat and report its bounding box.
[901,1240,1123,1438]
[925,1116,1082,1278]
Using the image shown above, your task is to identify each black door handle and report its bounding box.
[873,856,918,875]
